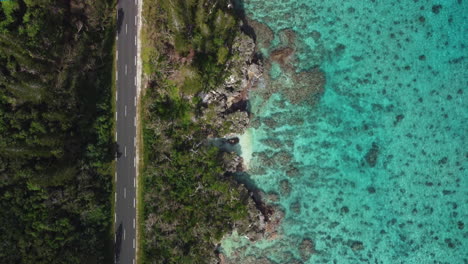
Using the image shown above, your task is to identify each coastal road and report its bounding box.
[115,0,139,263]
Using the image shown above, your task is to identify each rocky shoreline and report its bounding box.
[207,10,328,261]
[201,20,287,263]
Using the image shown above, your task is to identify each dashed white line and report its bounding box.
[134,117,136,127]
[116,91,118,101]
[133,259,135,264]
[115,192,117,202]
[134,76,136,85]
[124,146,127,157]
[134,96,136,106]
[114,213,116,223]
[124,188,127,199]
[133,177,136,187]
[133,157,136,168]
[125,105,127,116]
[134,55,136,66]
[135,16,137,26]
[123,228,126,240]
[133,238,135,249]
[134,137,136,147]
[125,24,127,34]
[134,35,136,45]
[115,111,118,121]
[133,218,135,228]
[125,64,127,75]
[133,198,135,208]
[116,50,118,61]
[116,71,118,81]
[115,131,117,141]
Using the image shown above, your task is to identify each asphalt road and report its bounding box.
[115,0,138,263]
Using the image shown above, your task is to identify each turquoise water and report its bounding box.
[222,1,467,263]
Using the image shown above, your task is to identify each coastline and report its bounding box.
[138,1,273,262]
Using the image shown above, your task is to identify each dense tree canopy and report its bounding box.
[0,0,115,263]
[141,0,251,263]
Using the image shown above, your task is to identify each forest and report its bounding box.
[141,0,252,263]
[0,0,115,263]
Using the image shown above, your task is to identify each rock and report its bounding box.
[270,47,295,65]
[286,164,300,177]
[279,179,291,196]
[227,137,240,145]
[349,240,364,251]
[224,111,249,134]
[290,200,301,214]
[222,152,245,173]
[299,239,316,261]
[245,18,274,51]
[364,142,379,167]
[266,192,280,202]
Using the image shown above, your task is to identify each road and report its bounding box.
[115,0,139,263]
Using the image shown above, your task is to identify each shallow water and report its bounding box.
[222,1,467,263]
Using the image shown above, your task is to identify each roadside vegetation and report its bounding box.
[141,0,251,262]
[0,1,115,263]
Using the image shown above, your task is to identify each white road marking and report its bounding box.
[134,55,136,65]
[116,91,118,101]
[133,259,135,264]
[123,228,126,240]
[115,192,117,202]
[125,64,127,75]
[133,218,135,228]
[124,146,127,157]
[115,111,118,121]
[116,71,118,80]
[116,50,118,61]
[133,177,136,187]
[133,238,135,249]
[125,105,127,116]
[135,16,137,26]
[116,34,118,41]
[115,131,117,141]
[134,137,136,147]
[133,198,136,208]
[114,213,116,223]
[134,76,136,85]
[134,96,136,106]
[124,188,126,198]
[134,35,136,45]
[126,24,127,34]
[134,157,136,167]
[134,117,136,127]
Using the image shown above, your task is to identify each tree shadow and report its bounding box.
[117,8,124,34]
[115,222,123,262]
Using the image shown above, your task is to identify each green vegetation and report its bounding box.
[141,0,251,262]
[0,1,116,263]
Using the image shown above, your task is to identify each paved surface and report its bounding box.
[115,0,138,263]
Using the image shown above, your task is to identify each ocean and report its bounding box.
[221,0,467,263]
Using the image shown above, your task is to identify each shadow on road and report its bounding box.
[117,8,124,34]
[114,143,123,158]
[115,222,123,262]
